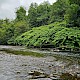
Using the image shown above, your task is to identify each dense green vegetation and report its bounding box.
[0,0,80,52]
[11,22,80,51]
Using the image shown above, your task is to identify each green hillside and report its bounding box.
[8,22,80,51]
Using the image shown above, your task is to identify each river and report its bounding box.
[0,45,80,80]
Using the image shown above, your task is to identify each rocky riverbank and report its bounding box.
[0,45,80,80]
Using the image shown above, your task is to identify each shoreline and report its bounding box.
[0,44,80,53]
[0,45,80,57]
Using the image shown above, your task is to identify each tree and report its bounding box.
[36,1,51,26]
[28,1,51,27]
[69,0,80,5]
[14,20,29,36]
[49,0,69,23]
[16,6,27,21]
[64,4,80,27]
[0,19,14,44]
[7,6,30,45]
[28,3,38,27]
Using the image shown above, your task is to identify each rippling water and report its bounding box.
[0,45,80,80]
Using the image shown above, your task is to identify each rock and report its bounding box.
[27,75,33,79]
[49,74,53,77]
[31,75,46,79]
[50,77,60,80]
[60,73,74,80]
[38,78,52,80]
[77,72,80,77]
[28,71,35,75]
[28,70,49,79]
[16,71,21,74]
[21,64,27,66]
[28,70,44,76]
[49,74,61,80]
[29,78,52,80]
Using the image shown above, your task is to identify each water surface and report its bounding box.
[0,45,80,80]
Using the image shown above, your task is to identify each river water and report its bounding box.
[0,45,80,80]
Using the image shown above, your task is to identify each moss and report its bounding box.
[1,49,44,57]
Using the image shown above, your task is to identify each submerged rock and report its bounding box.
[28,70,49,79]
[60,73,80,80]
[29,78,52,80]
[28,70,44,76]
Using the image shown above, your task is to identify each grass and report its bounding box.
[0,49,45,57]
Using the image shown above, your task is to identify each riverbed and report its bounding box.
[0,45,80,80]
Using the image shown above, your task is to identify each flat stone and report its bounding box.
[50,77,60,80]
[29,78,52,80]
[27,75,33,79]
[77,73,80,77]
[28,70,44,76]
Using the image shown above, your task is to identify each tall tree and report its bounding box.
[36,1,51,26]
[64,0,80,27]
[16,6,27,21]
[28,1,51,27]
[69,0,80,5]
[64,4,79,27]
[28,3,38,27]
[49,0,69,23]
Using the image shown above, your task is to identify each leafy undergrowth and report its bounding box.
[8,22,80,51]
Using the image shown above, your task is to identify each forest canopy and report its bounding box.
[0,0,80,51]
